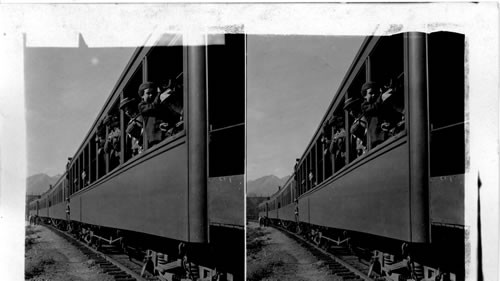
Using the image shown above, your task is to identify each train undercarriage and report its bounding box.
[266,218,464,281]
[41,217,242,281]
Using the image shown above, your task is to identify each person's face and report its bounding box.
[124,107,134,118]
[363,88,375,102]
[142,88,156,102]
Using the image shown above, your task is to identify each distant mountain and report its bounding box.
[26,173,62,196]
[247,175,291,197]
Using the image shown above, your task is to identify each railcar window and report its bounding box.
[366,34,405,148]
[345,65,367,162]
[104,101,121,172]
[315,138,323,184]
[121,66,144,161]
[301,158,305,192]
[428,32,465,176]
[78,155,82,192]
[69,166,73,195]
[311,145,317,187]
[90,133,97,184]
[95,120,106,179]
[208,34,245,177]
[323,106,346,175]
[304,156,309,191]
[82,145,89,188]
[142,40,184,150]
[73,163,77,193]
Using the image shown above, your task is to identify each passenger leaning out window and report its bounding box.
[119,97,143,156]
[96,121,106,156]
[344,97,367,156]
[81,170,88,187]
[103,114,121,167]
[360,82,386,149]
[331,116,347,169]
[379,78,405,135]
[138,82,169,147]
[308,170,315,187]
[138,80,184,148]
[158,79,184,137]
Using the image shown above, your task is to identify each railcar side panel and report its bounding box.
[40,207,48,218]
[208,175,244,227]
[74,140,190,242]
[278,204,295,222]
[306,141,411,241]
[49,202,66,221]
[70,195,81,222]
[429,175,464,226]
[298,197,309,224]
[268,209,278,220]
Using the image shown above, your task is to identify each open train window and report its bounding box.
[78,155,83,192]
[90,133,97,184]
[367,34,406,148]
[122,65,144,161]
[310,146,317,187]
[70,165,74,195]
[346,65,367,162]
[82,144,89,188]
[104,100,121,172]
[315,137,323,184]
[428,32,465,176]
[323,105,347,174]
[143,36,185,150]
[208,34,245,177]
[96,118,106,179]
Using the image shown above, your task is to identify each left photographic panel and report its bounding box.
[25,33,245,281]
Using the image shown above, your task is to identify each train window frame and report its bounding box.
[121,63,144,163]
[76,37,186,190]
[366,34,406,149]
[207,34,245,178]
[295,35,411,200]
[141,34,186,153]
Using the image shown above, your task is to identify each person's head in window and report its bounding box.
[361,81,381,103]
[103,114,119,130]
[138,82,158,103]
[119,97,139,118]
[344,97,362,118]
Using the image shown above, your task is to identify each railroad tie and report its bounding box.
[114,277,136,281]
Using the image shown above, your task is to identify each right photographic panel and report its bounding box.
[247,33,465,281]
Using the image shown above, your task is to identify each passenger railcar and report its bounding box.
[32,33,245,281]
[259,32,465,281]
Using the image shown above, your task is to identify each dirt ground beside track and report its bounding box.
[25,223,114,281]
[247,221,338,281]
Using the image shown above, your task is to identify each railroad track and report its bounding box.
[44,223,157,281]
[274,225,376,281]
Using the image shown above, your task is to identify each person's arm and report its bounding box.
[361,95,383,117]
[138,95,161,116]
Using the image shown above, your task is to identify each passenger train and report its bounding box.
[28,33,245,281]
[259,32,465,281]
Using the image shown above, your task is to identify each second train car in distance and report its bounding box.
[30,32,245,281]
[259,31,465,281]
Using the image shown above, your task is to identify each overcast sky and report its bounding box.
[247,35,363,180]
[25,37,136,177]
[25,34,362,179]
